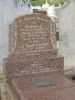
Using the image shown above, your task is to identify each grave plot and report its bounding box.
[3,13,75,100]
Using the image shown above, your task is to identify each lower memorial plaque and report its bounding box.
[35,80,55,87]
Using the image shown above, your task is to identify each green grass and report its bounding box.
[30,0,66,6]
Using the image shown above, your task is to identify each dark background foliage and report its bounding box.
[30,0,66,6]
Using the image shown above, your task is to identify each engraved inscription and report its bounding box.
[9,14,56,56]
[16,15,54,55]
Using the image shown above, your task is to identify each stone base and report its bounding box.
[10,72,75,100]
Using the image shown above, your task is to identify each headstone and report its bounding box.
[4,14,64,80]
[3,11,75,100]
[58,0,75,69]
[3,13,65,100]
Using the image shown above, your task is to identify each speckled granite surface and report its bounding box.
[11,72,75,100]
[3,13,75,100]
